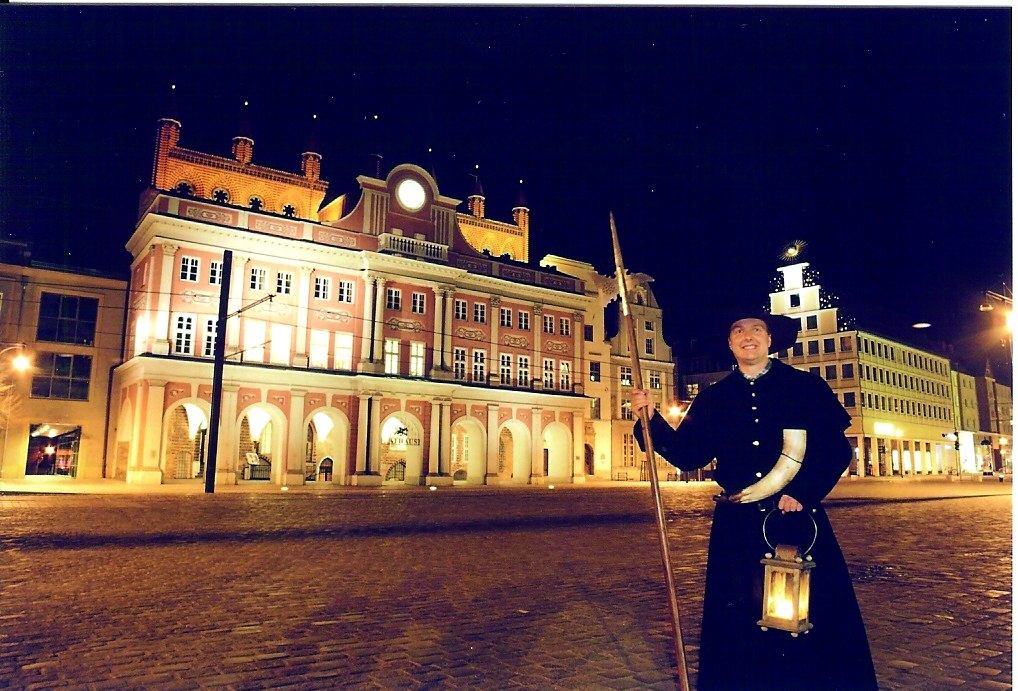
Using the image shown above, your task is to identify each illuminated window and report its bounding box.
[282,204,296,218]
[620,366,632,387]
[518,311,530,330]
[473,303,486,323]
[453,348,467,381]
[384,339,400,375]
[649,371,661,389]
[334,333,353,370]
[518,356,530,387]
[314,276,331,300]
[409,342,425,377]
[559,361,571,391]
[269,323,291,365]
[472,350,486,382]
[212,188,230,203]
[309,330,329,369]
[179,256,199,282]
[173,315,194,355]
[242,320,265,362]
[621,400,634,421]
[248,196,264,211]
[454,300,467,320]
[623,433,636,466]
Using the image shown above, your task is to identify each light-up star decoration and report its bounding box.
[779,240,807,262]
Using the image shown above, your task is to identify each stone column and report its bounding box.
[368,393,381,474]
[439,400,453,480]
[530,406,543,481]
[533,305,544,391]
[427,398,441,477]
[430,286,445,376]
[442,287,454,370]
[372,277,388,363]
[572,413,585,483]
[489,297,501,386]
[355,393,370,474]
[285,388,307,486]
[152,244,178,355]
[226,254,249,352]
[572,311,584,394]
[127,378,167,484]
[294,266,313,368]
[358,273,377,368]
[486,403,500,483]
[215,385,239,486]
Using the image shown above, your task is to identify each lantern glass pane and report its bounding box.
[798,570,810,619]
[766,570,796,621]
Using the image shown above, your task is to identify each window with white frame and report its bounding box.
[559,361,571,390]
[518,311,530,330]
[243,319,265,362]
[409,341,425,377]
[334,332,354,370]
[209,260,222,286]
[250,268,266,291]
[649,371,661,389]
[472,350,487,382]
[559,317,571,336]
[411,292,426,314]
[203,318,216,358]
[173,315,194,355]
[337,280,354,303]
[276,271,293,295]
[543,315,554,333]
[473,303,486,323]
[543,359,555,388]
[454,347,467,380]
[179,256,199,282]
[384,338,400,374]
[645,338,654,355]
[621,366,633,387]
[454,299,467,320]
[645,321,654,332]
[309,329,330,368]
[386,288,401,311]
[500,308,512,328]
[621,400,634,421]
[623,433,636,466]
[518,355,530,387]
[314,276,331,300]
[269,323,291,365]
[500,353,512,385]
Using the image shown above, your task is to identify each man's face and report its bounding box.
[728,318,772,366]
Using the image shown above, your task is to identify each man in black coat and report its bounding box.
[632,311,877,691]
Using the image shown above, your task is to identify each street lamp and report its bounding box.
[0,344,31,479]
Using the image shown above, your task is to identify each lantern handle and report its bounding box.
[762,509,818,557]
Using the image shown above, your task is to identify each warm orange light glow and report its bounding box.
[11,354,29,372]
[44,445,56,456]
[1006,310,1015,332]
[669,405,682,418]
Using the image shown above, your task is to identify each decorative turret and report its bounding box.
[467,174,485,218]
[232,100,254,165]
[512,178,529,232]
[151,117,181,189]
[301,114,322,182]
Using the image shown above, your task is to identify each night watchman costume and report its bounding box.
[634,311,876,691]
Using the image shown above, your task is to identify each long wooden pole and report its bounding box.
[610,212,691,691]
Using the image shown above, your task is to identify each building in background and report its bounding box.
[108,116,603,487]
[0,255,127,480]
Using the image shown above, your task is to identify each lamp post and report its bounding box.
[0,344,31,479]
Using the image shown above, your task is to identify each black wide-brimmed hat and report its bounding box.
[722,308,800,354]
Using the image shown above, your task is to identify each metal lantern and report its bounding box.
[758,511,817,637]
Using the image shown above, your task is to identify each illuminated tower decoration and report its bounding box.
[458,176,530,263]
[231,101,254,166]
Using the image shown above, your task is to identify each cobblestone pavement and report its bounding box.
[0,481,1010,689]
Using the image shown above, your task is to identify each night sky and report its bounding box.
[1,6,1011,372]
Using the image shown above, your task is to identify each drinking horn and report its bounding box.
[731,429,807,504]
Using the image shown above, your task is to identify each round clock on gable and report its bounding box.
[395,178,426,211]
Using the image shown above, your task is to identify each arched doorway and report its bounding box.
[451,416,486,484]
[379,412,425,485]
[237,404,284,483]
[162,400,210,481]
[498,419,531,484]
[304,408,350,484]
[542,421,572,481]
